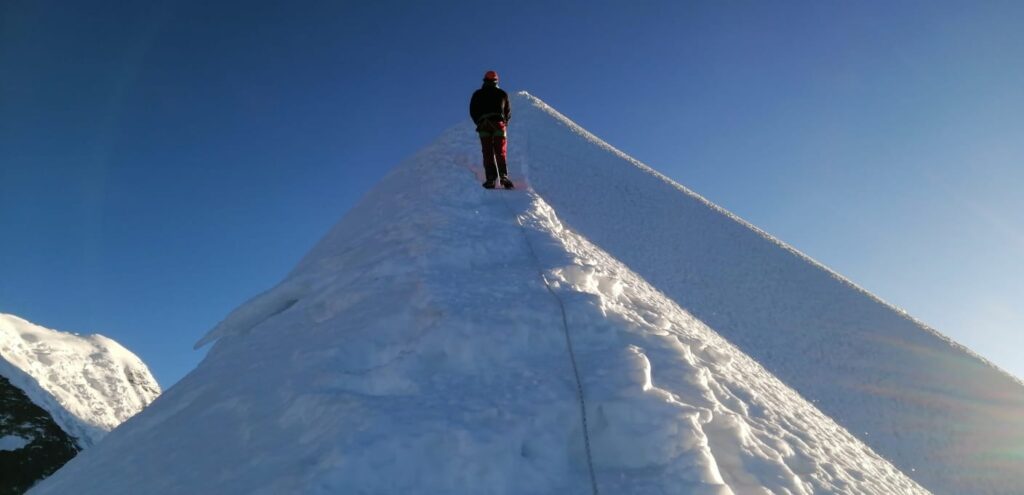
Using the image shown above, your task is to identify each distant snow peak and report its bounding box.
[0,313,161,446]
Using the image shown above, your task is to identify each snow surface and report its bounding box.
[0,434,30,451]
[512,93,1024,494]
[0,313,161,446]
[32,94,931,494]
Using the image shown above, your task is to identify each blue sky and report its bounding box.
[2,1,1021,387]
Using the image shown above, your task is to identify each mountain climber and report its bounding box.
[469,70,514,189]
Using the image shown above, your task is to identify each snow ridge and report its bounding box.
[517,91,1019,387]
[499,191,600,495]
[0,313,160,446]
[514,92,1024,494]
[35,104,925,494]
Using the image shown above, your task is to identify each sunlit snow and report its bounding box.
[0,313,161,446]
[31,93,1024,494]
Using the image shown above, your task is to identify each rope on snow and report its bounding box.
[497,191,600,495]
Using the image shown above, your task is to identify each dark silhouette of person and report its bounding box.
[469,71,514,189]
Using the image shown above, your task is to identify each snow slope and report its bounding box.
[33,97,928,494]
[0,313,160,446]
[511,93,1024,494]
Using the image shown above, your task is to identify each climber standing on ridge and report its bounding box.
[470,70,514,189]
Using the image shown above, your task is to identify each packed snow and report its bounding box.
[0,434,30,451]
[0,313,161,446]
[32,95,933,494]
[511,93,1024,494]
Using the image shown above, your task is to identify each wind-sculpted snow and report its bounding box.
[0,313,160,447]
[34,113,924,494]
[514,92,1024,494]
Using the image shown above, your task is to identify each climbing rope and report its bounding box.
[496,192,600,495]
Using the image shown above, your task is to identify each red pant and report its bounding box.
[480,135,508,181]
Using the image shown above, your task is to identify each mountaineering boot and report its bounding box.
[500,176,515,189]
[482,179,496,189]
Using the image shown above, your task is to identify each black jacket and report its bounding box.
[469,82,511,125]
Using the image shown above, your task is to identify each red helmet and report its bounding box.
[483,70,499,81]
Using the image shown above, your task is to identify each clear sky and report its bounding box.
[2,1,1022,388]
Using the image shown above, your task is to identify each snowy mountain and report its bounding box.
[32,93,1023,494]
[513,94,1024,494]
[1,313,160,493]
